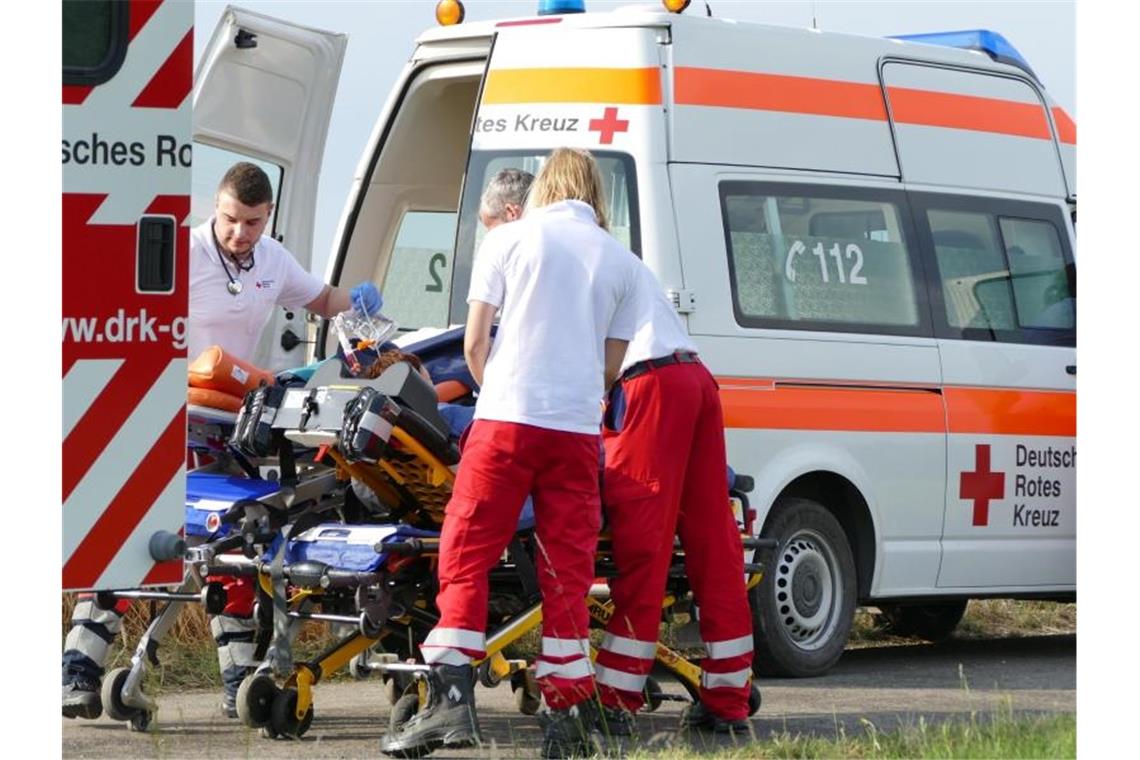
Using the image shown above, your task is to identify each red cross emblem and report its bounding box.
[960,444,1005,526]
[588,107,629,145]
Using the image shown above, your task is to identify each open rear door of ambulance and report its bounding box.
[63,0,195,591]
[193,6,346,369]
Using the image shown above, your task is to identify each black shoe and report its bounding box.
[680,701,750,735]
[541,700,601,759]
[379,664,482,757]
[220,665,251,719]
[62,677,103,720]
[595,704,637,738]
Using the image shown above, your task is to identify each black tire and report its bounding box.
[750,497,857,677]
[642,676,663,713]
[270,687,314,739]
[877,601,968,642]
[389,693,420,733]
[349,653,372,681]
[236,673,278,729]
[101,668,139,722]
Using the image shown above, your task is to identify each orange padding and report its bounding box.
[188,345,275,396]
[187,387,243,413]
[435,380,471,403]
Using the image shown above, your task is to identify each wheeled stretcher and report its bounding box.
[217,359,772,742]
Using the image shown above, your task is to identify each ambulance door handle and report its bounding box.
[1065,365,1076,376]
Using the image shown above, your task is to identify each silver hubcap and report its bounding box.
[772,530,841,650]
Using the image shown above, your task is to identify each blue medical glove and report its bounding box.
[350,282,383,317]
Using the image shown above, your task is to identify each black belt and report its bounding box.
[620,351,700,382]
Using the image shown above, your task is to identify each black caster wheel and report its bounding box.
[642,676,663,713]
[200,582,227,615]
[349,653,372,681]
[259,724,279,740]
[510,670,541,716]
[270,687,314,739]
[101,667,140,722]
[748,682,762,716]
[477,659,502,688]
[128,710,154,733]
[236,673,279,728]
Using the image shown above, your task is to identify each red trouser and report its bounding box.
[597,361,754,720]
[423,420,602,710]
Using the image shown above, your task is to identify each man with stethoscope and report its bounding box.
[187,161,381,363]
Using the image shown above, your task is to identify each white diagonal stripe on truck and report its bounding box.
[63,359,123,438]
[63,359,186,559]
[92,464,186,589]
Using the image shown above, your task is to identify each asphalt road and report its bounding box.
[62,634,1075,758]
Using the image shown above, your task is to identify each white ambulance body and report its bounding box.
[200,4,1075,676]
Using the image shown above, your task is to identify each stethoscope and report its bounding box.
[211,220,256,296]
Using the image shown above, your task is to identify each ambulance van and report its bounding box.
[194,2,1076,677]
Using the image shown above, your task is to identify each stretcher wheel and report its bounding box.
[642,676,663,713]
[101,668,140,722]
[748,682,762,716]
[384,673,413,705]
[200,582,227,616]
[511,670,541,716]
[270,687,314,739]
[477,660,502,688]
[389,693,419,733]
[236,674,278,728]
[349,653,372,680]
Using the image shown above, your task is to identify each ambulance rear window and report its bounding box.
[720,183,928,337]
[62,0,128,86]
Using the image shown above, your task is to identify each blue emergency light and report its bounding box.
[890,29,1038,82]
[538,0,586,15]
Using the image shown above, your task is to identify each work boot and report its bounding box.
[62,675,102,720]
[219,665,252,719]
[680,701,750,735]
[379,664,482,757]
[595,703,637,738]
[540,700,601,759]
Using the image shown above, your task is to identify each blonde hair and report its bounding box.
[526,148,609,231]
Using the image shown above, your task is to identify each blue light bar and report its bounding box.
[890,29,1038,82]
[538,0,586,15]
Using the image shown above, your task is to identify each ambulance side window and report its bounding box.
[63,0,128,85]
[720,182,929,337]
[382,211,457,331]
[914,194,1075,346]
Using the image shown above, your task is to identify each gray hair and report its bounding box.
[479,168,534,222]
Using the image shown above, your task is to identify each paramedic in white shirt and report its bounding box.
[380,148,645,760]
[187,161,382,365]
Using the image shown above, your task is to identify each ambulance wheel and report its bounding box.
[101,668,139,722]
[270,687,313,739]
[642,677,663,713]
[511,671,541,715]
[750,497,856,678]
[876,601,968,642]
[389,693,420,733]
[236,673,278,728]
[748,683,761,716]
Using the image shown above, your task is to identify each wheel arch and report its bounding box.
[764,470,877,600]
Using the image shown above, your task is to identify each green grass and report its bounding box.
[634,709,1076,759]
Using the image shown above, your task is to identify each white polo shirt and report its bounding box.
[468,200,644,434]
[188,219,325,363]
[620,263,699,372]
